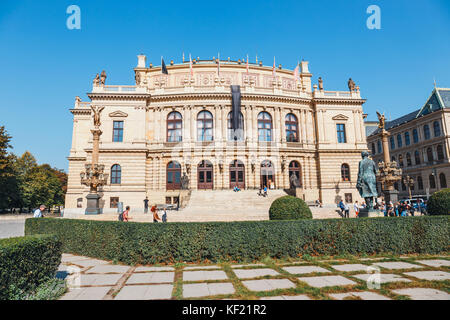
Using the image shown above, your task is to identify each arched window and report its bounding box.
[404,132,410,146]
[417,176,423,190]
[288,161,302,187]
[166,161,181,190]
[371,143,376,155]
[341,164,350,182]
[427,147,434,162]
[429,174,436,189]
[197,110,213,141]
[397,134,402,148]
[111,164,121,184]
[424,124,430,140]
[433,121,441,137]
[258,112,272,142]
[413,128,419,143]
[414,150,421,165]
[377,140,382,153]
[390,137,395,150]
[398,154,404,167]
[437,145,445,160]
[406,153,412,166]
[167,111,182,142]
[227,112,244,141]
[285,113,299,142]
[439,173,447,188]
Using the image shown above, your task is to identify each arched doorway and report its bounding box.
[198,160,213,189]
[288,161,302,187]
[229,160,245,189]
[261,160,275,189]
[166,161,181,190]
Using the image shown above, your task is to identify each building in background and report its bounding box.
[367,87,450,199]
[65,55,368,214]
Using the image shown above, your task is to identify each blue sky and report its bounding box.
[0,0,449,170]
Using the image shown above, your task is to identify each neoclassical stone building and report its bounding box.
[65,55,368,213]
[367,87,450,199]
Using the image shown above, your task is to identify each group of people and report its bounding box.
[257,186,268,197]
[338,199,368,218]
[338,198,424,218]
[119,197,168,223]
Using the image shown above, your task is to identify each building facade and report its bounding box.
[367,87,450,199]
[65,55,368,213]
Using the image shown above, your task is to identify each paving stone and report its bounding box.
[329,291,391,300]
[297,275,356,288]
[70,258,111,268]
[259,295,311,300]
[184,265,221,270]
[86,264,131,274]
[415,259,450,268]
[404,270,450,281]
[79,274,123,286]
[353,273,411,284]
[60,286,112,300]
[233,268,280,279]
[392,288,450,300]
[126,272,174,284]
[183,282,235,298]
[282,266,330,275]
[115,284,173,300]
[231,264,266,268]
[373,261,423,270]
[242,279,296,292]
[183,270,228,281]
[331,264,370,272]
[135,266,175,272]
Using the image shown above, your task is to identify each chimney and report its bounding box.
[137,55,147,68]
[300,61,309,73]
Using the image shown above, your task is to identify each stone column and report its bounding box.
[280,108,286,144]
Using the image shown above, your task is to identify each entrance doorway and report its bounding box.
[166,161,181,190]
[198,160,213,189]
[229,160,245,189]
[261,160,275,189]
[288,161,302,188]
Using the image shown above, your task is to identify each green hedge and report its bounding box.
[25,216,450,264]
[0,235,62,300]
[427,188,450,216]
[269,196,312,220]
[25,217,449,265]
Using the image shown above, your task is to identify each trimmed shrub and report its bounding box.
[427,188,450,216]
[25,216,449,265]
[0,235,62,300]
[269,196,312,220]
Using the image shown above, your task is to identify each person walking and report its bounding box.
[33,205,46,218]
[151,205,161,223]
[122,206,130,222]
[263,185,268,197]
[162,208,167,223]
[344,201,350,218]
[338,199,345,217]
[353,201,360,217]
[143,197,149,214]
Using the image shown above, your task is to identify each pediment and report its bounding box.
[332,114,349,121]
[109,111,128,118]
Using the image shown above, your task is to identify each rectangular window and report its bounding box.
[165,197,172,204]
[344,193,353,203]
[336,124,346,143]
[110,197,119,208]
[113,121,124,142]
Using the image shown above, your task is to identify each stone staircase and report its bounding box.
[165,189,288,222]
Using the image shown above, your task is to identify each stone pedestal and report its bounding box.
[294,187,305,200]
[383,189,399,204]
[85,193,102,215]
[359,208,382,218]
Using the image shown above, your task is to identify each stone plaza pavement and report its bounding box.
[58,253,450,300]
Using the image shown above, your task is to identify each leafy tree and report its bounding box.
[0,126,19,210]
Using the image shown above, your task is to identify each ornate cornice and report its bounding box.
[70,108,91,115]
[313,98,366,105]
[87,93,151,101]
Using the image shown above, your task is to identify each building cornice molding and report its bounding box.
[87,93,151,101]
[313,98,366,105]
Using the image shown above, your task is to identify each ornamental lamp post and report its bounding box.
[403,175,414,200]
[375,111,403,204]
[80,105,108,215]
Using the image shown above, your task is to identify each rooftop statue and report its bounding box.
[91,105,105,127]
[93,73,100,86]
[100,70,107,86]
[376,111,386,130]
[356,151,378,210]
[347,78,355,91]
[318,77,323,90]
